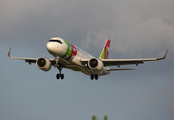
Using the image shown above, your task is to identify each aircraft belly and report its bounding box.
[65,64,93,75]
[61,58,109,76]
[65,65,83,71]
[60,49,109,76]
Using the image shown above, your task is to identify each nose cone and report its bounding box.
[46,42,53,51]
[46,42,57,55]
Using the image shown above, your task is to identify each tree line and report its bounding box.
[92,115,108,120]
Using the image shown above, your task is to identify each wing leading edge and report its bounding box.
[8,47,168,69]
[101,49,168,67]
[8,47,56,65]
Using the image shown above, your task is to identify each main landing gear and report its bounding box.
[56,73,64,79]
[90,74,98,80]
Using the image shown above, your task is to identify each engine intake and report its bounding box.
[36,57,52,71]
[88,58,104,71]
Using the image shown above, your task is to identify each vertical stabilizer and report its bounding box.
[99,39,111,59]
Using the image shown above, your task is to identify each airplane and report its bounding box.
[8,37,168,80]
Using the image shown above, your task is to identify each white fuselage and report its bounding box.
[46,37,109,76]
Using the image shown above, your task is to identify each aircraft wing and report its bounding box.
[8,47,56,65]
[9,56,56,65]
[101,49,168,67]
[80,49,168,67]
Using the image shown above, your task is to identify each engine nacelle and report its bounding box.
[88,58,104,71]
[36,57,52,71]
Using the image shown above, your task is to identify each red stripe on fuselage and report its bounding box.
[66,44,77,60]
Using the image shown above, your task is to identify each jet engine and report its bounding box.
[36,57,52,71]
[88,58,104,71]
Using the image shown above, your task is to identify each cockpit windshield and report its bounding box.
[49,40,62,44]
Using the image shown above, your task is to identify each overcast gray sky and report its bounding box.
[1,0,174,120]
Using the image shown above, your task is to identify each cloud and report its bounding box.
[78,1,174,57]
[1,0,174,56]
[1,0,173,59]
[1,1,174,120]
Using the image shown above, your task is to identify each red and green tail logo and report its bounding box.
[99,39,111,59]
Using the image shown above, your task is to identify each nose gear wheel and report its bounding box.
[56,66,64,79]
[55,58,64,80]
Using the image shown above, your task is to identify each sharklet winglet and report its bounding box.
[164,49,169,58]
[157,49,169,60]
[8,47,12,57]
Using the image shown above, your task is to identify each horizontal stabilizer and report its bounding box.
[107,68,134,71]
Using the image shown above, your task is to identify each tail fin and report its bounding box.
[99,39,111,59]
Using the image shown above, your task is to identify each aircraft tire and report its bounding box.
[91,74,94,80]
[95,74,98,80]
[61,74,64,79]
[56,74,60,79]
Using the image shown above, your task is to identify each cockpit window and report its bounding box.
[49,40,62,44]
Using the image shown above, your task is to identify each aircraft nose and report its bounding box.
[46,42,56,53]
[46,42,52,51]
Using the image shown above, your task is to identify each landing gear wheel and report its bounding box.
[91,74,94,80]
[61,74,64,79]
[56,74,60,79]
[95,74,98,80]
[56,64,64,80]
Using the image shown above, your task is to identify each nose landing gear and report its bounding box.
[56,66,64,80]
[55,57,64,80]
